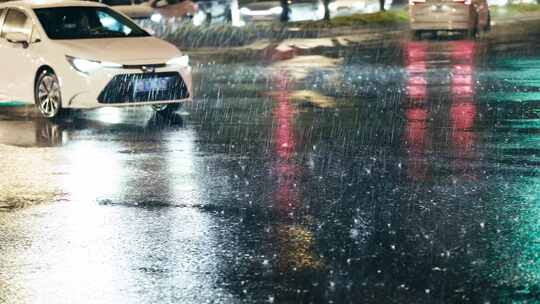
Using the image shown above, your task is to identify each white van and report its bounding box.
[409,0,490,37]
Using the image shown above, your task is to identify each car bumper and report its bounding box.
[59,65,193,109]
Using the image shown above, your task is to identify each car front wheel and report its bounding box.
[35,69,63,119]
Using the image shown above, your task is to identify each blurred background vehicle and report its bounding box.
[192,0,242,25]
[409,0,490,37]
[95,0,154,19]
[328,0,392,17]
[239,1,283,22]
[149,0,199,21]
[239,0,325,23]
[94,0,198,22]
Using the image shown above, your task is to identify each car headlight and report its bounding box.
[167,55,189,67]
[66,56,122,73]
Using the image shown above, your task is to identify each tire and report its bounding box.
[35,69,64,119]
[151,103,182,115]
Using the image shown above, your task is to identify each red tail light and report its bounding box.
[453,0,472,5]
[409,0,426,5]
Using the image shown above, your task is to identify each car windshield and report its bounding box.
[34,6,150,40]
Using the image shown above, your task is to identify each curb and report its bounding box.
[0,101,26,107]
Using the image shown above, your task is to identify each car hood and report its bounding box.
[53,37,182,64]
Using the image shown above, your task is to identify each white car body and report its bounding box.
[0,0,192,118]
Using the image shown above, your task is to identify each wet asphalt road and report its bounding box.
[1,31,540,303]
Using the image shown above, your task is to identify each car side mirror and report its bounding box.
[5,32,29,49]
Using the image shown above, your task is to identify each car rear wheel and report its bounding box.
[151,103,182,114]
[35,70,64,119]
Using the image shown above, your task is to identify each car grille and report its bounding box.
[97,72,189,104]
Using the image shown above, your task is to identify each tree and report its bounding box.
[379,0,386,11]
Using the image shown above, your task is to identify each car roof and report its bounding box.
[0,0,107,9]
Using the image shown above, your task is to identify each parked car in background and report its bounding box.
[95,0,198,22]
[239,0,324,23]
[328,0,391,17]
[239,1,281,22]
[192,0,241,25]
[95,0,154,19]
[0,0,192,119]
[409,0,490,37]
[148,0,198,20]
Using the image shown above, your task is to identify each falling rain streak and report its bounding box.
[1,13,540,304]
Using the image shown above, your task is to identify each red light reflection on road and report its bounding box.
[274,72,296,161]
[270,69,321,271]
[451,41,475,98]
[272,70,299,210]
[451,41,475,62]
[450,101,476,153]
[403,41,430,180]
[451,41,477,178]
[405,108,429,180]
[403,40,478,180]
[452,65,474,97]
[404,42,429,102]
[451,41,477,157]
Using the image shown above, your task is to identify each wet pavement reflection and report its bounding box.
[1,34,540,303]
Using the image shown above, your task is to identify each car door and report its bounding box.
[0,8,38,102]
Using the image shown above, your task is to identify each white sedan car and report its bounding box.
[0,0,192,119]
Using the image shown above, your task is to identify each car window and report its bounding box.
[34,6,150,39]
[0,9,32,39]
[96,10,132,33]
